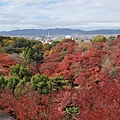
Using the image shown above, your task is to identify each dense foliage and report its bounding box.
[92,35,107,42]
[0,35,120,120]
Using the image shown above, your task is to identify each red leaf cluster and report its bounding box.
[1,37,120,119]
[0,53,16,75]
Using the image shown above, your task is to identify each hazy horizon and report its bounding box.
[1,28,120,32]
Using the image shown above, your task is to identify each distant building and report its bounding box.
[65,35,72,39]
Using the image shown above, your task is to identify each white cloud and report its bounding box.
[0,0,120,31]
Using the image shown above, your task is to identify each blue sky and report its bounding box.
[0,0,120,31]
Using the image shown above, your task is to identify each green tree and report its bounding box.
[9,64,31,81]
[50,76,68,90]
[0,75,7,90]
[23,46,29,58]
[23,47,34,63]
[14,79,27,94]
[50,41,60,48]
[32,43,42,51]
[30,74,68,94]
[7,77,20,92]
[65,106,79,120]
[25,48,33,63]
[108,35,116,41]
[0,36,4,47]
[13,37,28,48]
[30,74,49,94]
[32,52,39,61]
[23,47,44,62]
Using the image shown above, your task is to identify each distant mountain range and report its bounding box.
[0,28,120,36]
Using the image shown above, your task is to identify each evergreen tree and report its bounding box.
[7,77,20,92]
[0,75,7,90]
[10,64,31,80]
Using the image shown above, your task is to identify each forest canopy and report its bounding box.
[0,35,120,120]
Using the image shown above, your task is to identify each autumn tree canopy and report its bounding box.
[0,35,120,120]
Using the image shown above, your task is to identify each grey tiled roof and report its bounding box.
[0,110,15,120]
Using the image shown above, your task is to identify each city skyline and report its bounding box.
[0,0,120,31]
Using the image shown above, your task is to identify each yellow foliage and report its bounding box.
[2,39,9,46]
[60,38,66,42]
[42,43,50,51]
[60,38,72,43]
[32,44,37,49]
[92,35,107,42]
[44,50,49,56]
[8,40,14,43]
[49,50,54,55]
